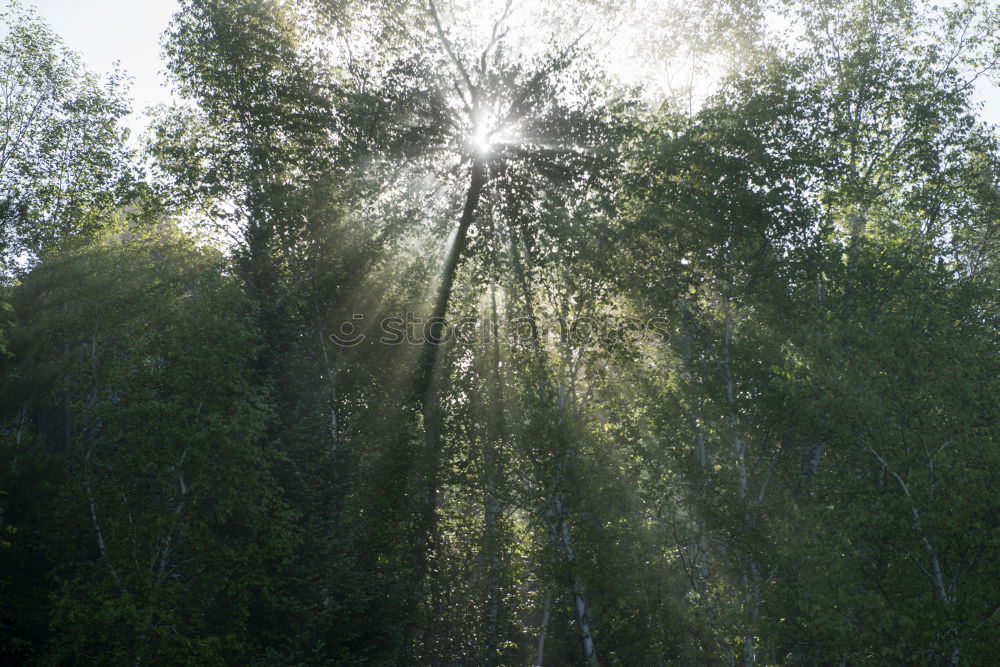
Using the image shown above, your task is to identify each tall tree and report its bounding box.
[0,0,137,272]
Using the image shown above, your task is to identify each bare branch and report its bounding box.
[427,0,477,108]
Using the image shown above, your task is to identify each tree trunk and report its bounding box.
[415,158,486,663]
[548,492,598,666]
[484,283,505,665]
[413,157,486,405]
[535,588,552,667]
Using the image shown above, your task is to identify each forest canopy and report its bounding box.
[1,0,999,664]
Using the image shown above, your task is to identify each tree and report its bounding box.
[0,0,137,272]
[4,0,1000,663]
[2,224,291,664]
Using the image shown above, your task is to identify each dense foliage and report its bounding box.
[1,0,998,664]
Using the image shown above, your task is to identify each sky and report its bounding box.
[33,0,180,140]
[27,0,1000,136]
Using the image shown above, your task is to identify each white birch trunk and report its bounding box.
[535,588,552,667]
[549,492,598,665]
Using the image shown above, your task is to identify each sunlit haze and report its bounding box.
[29,0,1000,133]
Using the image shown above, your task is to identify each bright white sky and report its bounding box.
[33,0,180,140]
[29,0,1000,137]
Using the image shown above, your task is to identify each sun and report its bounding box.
[470,108,498,156]
[469,107,521,157]
[472,124,493,155]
